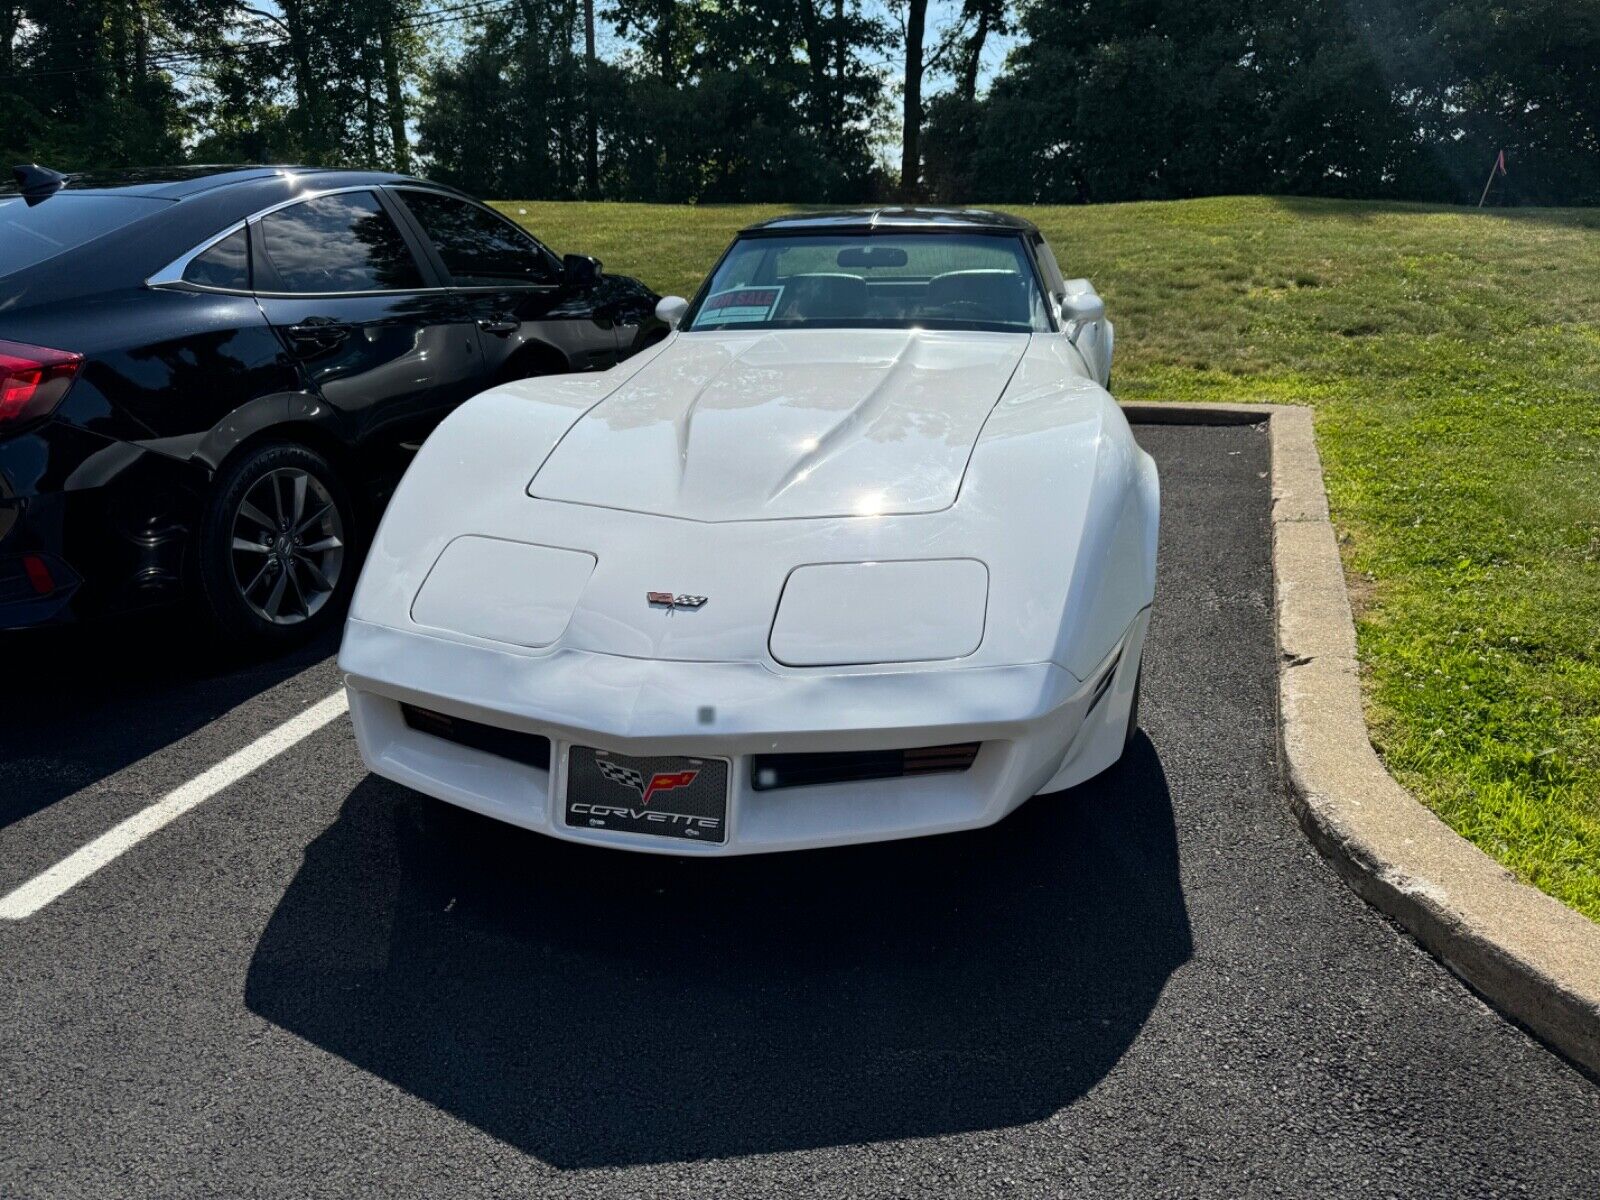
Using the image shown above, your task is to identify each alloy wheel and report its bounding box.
[228,467,345,626]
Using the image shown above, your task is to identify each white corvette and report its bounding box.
[339,208,1158,854]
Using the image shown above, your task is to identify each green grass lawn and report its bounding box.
[496,196,1600,921]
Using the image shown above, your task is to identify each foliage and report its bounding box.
[4,1,1596,205]
[422,0,889,202]
[924,0,1600,206]
[497,196,1600,920]
[1,0,423,171]
[0,0,209,167]
[417,0,593,198]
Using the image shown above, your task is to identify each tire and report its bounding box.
[195,442,359,646]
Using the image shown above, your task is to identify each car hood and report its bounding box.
[528,328,1030,522]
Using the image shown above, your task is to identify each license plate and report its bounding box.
[564,746,729,844]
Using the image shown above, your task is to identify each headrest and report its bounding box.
[778,273,869,319]
[925,269,1030,325]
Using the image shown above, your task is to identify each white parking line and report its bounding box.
[0,690,349,922]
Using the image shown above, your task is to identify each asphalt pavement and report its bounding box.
[2,422,1597,1198]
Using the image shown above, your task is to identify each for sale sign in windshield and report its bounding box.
[696,286,783,326]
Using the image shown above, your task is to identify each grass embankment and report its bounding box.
[496,197,1600,921]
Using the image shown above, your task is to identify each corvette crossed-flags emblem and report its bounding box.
[596,759,701,805]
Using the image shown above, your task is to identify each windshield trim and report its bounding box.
[680,229,1058,335]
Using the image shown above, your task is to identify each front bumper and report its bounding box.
[339,612,1148,855]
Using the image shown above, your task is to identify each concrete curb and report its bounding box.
[1122,400,1600,1078]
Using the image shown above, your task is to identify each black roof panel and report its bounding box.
[0,164,428,199]
[741,207,1039,235]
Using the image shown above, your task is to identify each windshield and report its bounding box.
[0,194,170,278]
[683,232,1052,334]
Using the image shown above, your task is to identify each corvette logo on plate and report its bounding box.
[647,592,707,609]
[568,748,729,843]
[597,759,701,805]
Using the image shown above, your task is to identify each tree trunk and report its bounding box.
[380,20,410,172]
[796,0,832,150]
[364,60,379,165]
[583,0,598,196]
[108,0,129,100]
[834,0,845,85]
[0,3,18,79]
[959,2,990,103]
[277,0,321,157]
[558,0,575,193]
[900,0,927,200]
[134,2,148,85]
[657,1,675,85]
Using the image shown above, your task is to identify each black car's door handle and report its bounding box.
[476,317,520,335]
[283,319,350,356]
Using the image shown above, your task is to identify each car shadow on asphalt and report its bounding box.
[245,736,1191,1167]
[0,613,336,831]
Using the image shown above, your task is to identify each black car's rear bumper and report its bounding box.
[0,425,199,629]
[0,551,82,626]
[0,431,76,627]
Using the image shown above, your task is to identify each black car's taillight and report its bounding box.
[0,339,82,432]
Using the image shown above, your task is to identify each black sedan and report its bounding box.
[0,164,664,644]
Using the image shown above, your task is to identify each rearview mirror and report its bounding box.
[837,246,908,268]
[656,295,689,329]
[562,253,602,289]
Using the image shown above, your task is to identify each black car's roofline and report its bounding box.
[739,207,1039,236]
[0,164,470,202]
[0,169,485,306]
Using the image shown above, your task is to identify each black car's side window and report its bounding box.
[257,191,424,294]
[399,191,554,288]
[183,226,250,290]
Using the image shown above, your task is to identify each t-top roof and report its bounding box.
[740,207,1039,236]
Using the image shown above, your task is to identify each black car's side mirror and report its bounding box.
[562,254,602,290]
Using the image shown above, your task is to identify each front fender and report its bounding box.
[966,340,1157,679]
[350,339,672,625]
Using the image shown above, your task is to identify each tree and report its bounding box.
[1,0,204,168]
[1,0,1594,207]
[419,0,886,203]
[919,0,1503,205]
[418,0,591,198]
[938,0,1007,104]
[379,4,410,172]
[1405,0,1600,204]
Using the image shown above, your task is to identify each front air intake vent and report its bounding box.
[750,743,980,792]
[401,704,551,770]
